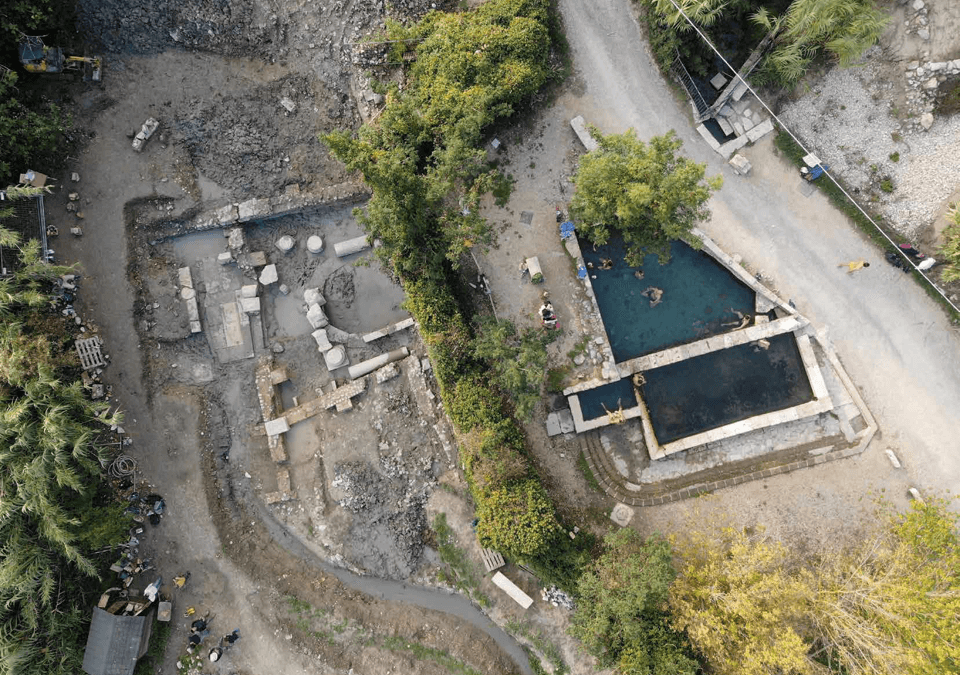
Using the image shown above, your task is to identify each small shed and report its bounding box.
[81,606,154,675]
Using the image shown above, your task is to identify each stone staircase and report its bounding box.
[579,424,858,507]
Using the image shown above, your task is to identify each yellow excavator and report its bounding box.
[18,36,102,82]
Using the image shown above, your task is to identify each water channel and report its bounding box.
[257,500,534,675]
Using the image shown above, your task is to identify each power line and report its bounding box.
[660,0,960,315]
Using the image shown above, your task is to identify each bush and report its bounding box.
[475,480,561,557]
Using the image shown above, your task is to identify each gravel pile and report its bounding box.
[779,46,960,240]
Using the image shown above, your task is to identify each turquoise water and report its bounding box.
[581,237,755,361]
[641,332,813,444]
[578,378,638,421]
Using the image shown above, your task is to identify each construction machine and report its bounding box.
[18,36,102,82]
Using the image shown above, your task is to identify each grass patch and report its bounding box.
[433,513,491,608]
[567,335,590,362]
[383,635,484,675]
[577,451,602,493]
[774,129,960,322]
[546,366,570,393]
[889,151,900,162]
[134,620,171,675]
[506,620,569,675]
[880,178,894,193]
[491,169,514,206]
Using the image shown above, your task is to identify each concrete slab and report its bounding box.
[491,572,533,609]
[696,124,722,151]
[557,408,575,434]
[746,118,775,143]
[710,72,729,89]
[240,296,261,314]
[570,115,599,152]
[178,266,194,289]
[546,412,563,437]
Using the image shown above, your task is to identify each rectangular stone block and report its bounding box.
[696,124,721,151]
[570,115,599,152]
[237,198,272,221]
[240,296,261,314]
[746,118,775,143]
[276,468,291,494]
[264,417,290,436]
[178,266,194,289]
[312,329,332,352]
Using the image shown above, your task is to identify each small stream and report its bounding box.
[256,501,533,675]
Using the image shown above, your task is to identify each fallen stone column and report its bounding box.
[347,347,409,380]
[362,317,415,343]
[333,235,371,257]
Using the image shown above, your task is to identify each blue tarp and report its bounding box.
[559,221,576,239]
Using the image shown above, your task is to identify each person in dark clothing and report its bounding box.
[223,629,241,645]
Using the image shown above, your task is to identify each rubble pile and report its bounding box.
[540,586,575,610]
[331,462,386,513]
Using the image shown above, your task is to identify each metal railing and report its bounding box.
[671,51,710,122]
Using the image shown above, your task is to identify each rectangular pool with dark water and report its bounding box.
[640,332,814,444]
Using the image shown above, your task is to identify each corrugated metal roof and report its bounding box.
[81,607,154,675]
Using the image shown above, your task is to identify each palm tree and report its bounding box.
[752,0,889,86]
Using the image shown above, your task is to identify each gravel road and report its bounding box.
[559,0,960,514]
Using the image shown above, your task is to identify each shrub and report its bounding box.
[475,480,561,557]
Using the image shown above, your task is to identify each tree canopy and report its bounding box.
[665,499,960,675]
[643,0,888,88]
[808,499,960,675]
[323,0,553,274]
[0,71,64,184]
[569,128,721,267]
[570,528,698,675]
[669,524,814,675]
[471,317,551,420]
[752,0,889,86]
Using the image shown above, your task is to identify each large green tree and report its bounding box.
[570,529,698,675]
[324,0,552,273]
[570,128,722,267]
